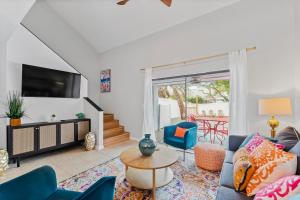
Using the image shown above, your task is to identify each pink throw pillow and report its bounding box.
[245,133,265,153]
[274,143,285,150]
[254,175,300,200]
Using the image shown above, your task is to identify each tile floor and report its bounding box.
[0,140,138,184]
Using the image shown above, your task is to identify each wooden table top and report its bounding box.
[120,146,178,170]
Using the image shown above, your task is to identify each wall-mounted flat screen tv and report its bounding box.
[22,64,81,98]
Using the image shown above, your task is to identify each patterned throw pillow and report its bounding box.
[233,147,249,164]
[249,140,290,168]
[233,155,256,192]
[239,133,278,149]
[246,152,297,196]
[245,133,265,153]
[254,176,300,200]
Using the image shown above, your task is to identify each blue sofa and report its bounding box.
[164,122,197,160]
[0,166,116,200]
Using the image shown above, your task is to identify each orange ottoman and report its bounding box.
[194,143,225,171]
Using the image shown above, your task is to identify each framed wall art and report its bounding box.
[100,69,111,93]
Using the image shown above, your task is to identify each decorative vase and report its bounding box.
[85,132,96,151]
[139,134,156,156]
[0,149,8,175]
[50,115,56,122]
[10,118,21,126]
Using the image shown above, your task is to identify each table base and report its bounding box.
[125,167,174,190]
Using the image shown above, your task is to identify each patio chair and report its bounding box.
[164,122,197,160]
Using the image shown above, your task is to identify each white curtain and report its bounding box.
[142,68,156,141]
[229,49,248,135]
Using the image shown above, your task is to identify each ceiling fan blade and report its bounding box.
[117,0,129,5]
[161,0,172,7]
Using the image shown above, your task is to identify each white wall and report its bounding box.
[6,25,88,124]
[0,42,7,148]
[22,1,101,104]
[97,0,298,139]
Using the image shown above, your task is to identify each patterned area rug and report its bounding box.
[59,153,220,200]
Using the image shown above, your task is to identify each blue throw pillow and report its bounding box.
[289,194,300,200]
[239,133,277,149]
[239,133,255,148]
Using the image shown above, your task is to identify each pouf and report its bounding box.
[194,143,225,171]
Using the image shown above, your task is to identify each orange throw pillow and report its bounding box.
[174,127,187,138]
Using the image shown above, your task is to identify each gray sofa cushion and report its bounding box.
[220,162,234,189]
[216,186,253,200]
[275,127,300,151]
[289,142,300,175]
[229,135,247,151]
[224,151,234,164]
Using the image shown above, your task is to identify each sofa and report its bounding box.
[216,135,300,200]
[0,166,116,200]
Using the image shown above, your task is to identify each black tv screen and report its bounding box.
[22,64,81,98]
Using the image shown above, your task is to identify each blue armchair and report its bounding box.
[0,166,116,200]
[164,122,198,160]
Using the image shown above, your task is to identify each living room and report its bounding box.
[1,0,300,199]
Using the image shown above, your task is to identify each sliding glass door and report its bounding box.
[153,71,230,146]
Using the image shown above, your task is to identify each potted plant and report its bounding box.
[4,92,25,126]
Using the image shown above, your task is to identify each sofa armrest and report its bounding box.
[76,176,116,200]
[164,125,176,142]
[184,127,197,149]
[228,135,247,151]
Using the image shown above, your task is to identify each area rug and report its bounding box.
[59,153,220,200]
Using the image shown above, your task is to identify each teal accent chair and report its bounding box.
[164,122,198,160]
[0,166,116,200]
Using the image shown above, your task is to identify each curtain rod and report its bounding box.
[140,47,256,71]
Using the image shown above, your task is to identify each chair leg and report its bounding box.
[183,150,185,161]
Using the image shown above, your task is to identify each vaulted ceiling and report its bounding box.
[0,0,34,43]
[46,0,239,54]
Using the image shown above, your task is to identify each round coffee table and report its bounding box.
[120,146,178,200]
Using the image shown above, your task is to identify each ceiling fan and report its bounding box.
[117,0,172,7]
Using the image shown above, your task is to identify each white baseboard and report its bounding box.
[96,145,104,150]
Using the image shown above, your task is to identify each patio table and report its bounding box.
[195,116,229,144]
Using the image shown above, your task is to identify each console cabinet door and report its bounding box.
[60,123,75,144]
[77,121,90,141]
[39,125,57,150]
[12,127,35,156]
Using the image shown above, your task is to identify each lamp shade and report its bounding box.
[259,98,292,116]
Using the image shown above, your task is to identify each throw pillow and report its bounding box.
[289,194,300,200]
[275,127,300,151]
[246,153,297,196]
[239,133,277,149]
[233,147,248,164]
[233,155,256,192]
[249,140,290,168]
[174,127,187,138]
[254,175,300,200]
[245,133,265,153]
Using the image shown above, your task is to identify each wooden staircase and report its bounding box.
[104,113,130,147]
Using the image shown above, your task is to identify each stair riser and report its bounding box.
[104,121,119,130]
[104,127,124,138]
[104,115,114,122]
[104,133,130,147]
